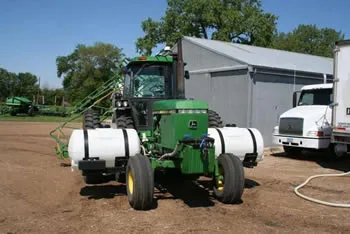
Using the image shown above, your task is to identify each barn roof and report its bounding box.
[183,36,333,75]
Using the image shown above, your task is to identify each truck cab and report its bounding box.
[272,83,333,155]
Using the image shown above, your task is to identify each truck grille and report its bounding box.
[279,118,303,135]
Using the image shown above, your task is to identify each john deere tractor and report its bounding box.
[68,38,264,210]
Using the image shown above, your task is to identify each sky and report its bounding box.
[0,0,349,89]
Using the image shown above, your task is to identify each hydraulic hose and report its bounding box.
[294,171,350,208]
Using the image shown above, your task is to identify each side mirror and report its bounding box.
[292,91,299,108]
[184,70,190,79]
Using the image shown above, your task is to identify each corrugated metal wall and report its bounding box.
[182,42,333,146]
[251,73,328,146]
[185,70,249,128]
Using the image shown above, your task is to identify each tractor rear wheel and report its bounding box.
[126,154,154,210]
[208,110,223,128]
[213,153,245,204]
[116,115,135,129]
[83,109,100,129]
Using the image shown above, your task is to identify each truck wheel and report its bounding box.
[208,110,223,128]
[83,109,100,129]
[126,154,154,210]
[283,146,302,155]
[116,115,135,129]
[214,153,245,204]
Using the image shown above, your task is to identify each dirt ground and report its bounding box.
[1,121,350,233]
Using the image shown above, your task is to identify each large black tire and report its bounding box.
[116,115,135,129]
[208,110,223,128]
[283,146,302,155]
[83,109,100,129]
[214,153,245,204]
[126,154,154,210]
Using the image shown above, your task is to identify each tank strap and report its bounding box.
[247,128,257,154]
[83,129,89,160]
[122,129,130,158]
[215,128,225,154]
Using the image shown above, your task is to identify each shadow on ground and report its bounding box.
[80,184,126,199]
[271,150,350,172]
[154,173,260,208]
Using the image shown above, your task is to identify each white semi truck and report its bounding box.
[272,83,333,155]
[331,40,350,156]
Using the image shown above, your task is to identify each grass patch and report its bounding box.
[0,114,83,123]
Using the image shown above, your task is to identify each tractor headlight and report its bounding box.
[122,101,128,107]
[178,109,207,114]
[116,101,122,107]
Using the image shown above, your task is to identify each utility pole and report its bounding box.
[37,77,40,104]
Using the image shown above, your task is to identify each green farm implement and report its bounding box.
[6,97,39,116]
[51,38,265,210]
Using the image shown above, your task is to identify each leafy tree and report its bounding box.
[14,72,39,98]
[40,87,65,105]
[0,68,38,101]
[271,24,345,57]
[56,42,124,103]
[136,0,278,55]
[0,68,15,101]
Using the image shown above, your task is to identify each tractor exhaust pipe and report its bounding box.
[176,38,185,99]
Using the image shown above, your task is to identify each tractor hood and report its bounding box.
[152,100,208,111]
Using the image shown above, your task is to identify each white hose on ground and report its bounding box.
[294,171,350,208]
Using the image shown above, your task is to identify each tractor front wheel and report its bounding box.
[213,153,245,204]
[126,154,154,210]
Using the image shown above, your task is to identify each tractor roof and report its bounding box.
[129,55,173,63]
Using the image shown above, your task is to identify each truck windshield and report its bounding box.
[124,63,172,98]
[298,88,332,106]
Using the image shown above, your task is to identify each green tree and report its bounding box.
[136,0,278,55]
[14,72,39,98]
[0,68,15,101]
[0,68,38,101]
[271,24,345,57]
[56,42,124,103]
[40,87,65,105]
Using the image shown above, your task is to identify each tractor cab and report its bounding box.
[112,55,189,131]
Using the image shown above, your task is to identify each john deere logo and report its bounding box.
[188,120,198,129]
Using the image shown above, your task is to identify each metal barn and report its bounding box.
[173,36,334,146]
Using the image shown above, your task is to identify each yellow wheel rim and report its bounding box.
[217,166,224,191]
[128,170,134,195]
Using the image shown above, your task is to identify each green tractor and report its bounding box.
[68,39,264,210]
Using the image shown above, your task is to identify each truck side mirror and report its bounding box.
[184,70,190,79]
[292,91,300,107]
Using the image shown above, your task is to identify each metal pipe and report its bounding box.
[176,38,185,99]
[158,143,181,160]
